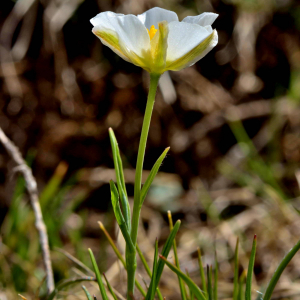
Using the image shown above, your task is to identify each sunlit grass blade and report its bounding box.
[88,249,109,300]
[18,294,28,300]
[168,211,187,300]
[207,266,213,300]
[159,255,206,300]
[109,128,131,231]
[197,247,207,296]
[136,244,163,300]
[145,239,159,300]
[263,238,300,300]
[98,222,146,297]
[47,277,95,300]
[214,251,218,300]
[110,181,134,252]
[238,271,246,300]
[140,147,170,206]
[103,273,118,300]
[82,285,93,300]
[98,221,126,265]
[245,235,257,300]
[233,238,239,300]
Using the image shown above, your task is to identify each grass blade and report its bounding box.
[144,220,181,300]
[197,247,207,296]
[88,249,109,300]
[145,239,159,300]
[109,128,131,231]
[56,247,94,275]
[98,222,146,297]
[155,220,181,288]
[160,255,206,300]
[233,238,239,300]
[103,273,118,300]
[214,251,218,300]
[82,285,93,300]
[140,147,170,206]
[245,235,257,300]
[263,238,300,300]
[98,222,126,265]
[136,244,163,300]
[168,211,187,300]
[207,266,213,300]
[40,162,68,207]
[186,269,194,300]
[238,271,246,300]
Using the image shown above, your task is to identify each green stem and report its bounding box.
[126,73,160,300]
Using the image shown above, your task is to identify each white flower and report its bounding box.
[90,7,218,74]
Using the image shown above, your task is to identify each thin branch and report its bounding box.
[0,127,55,294]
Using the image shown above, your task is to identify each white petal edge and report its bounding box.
[166,21,212,62]
[167,30,218,71]
[91,12,150,60]
[137,7,178,29]
[90,12,124,27]
[182,12,218,26]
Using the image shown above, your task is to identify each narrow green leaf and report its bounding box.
[207,266,213,300]
[233,238,239,300]
[136,244,164,300]
[103,273,118,300]
[110,181,134,252]
[155,220,181,288]
[82,285,93,300]
[168,211,187,300]
[160,255,206,300]
[109,128,131,231]
[245,235,257,300]
[197,247,207,296]
[145,239,159,300]
[214,251,218,300]
[145,220,181,300]
[88,249,109,300]
[263,238,300,300]
[186,269,194,300]
[137,244,152,276]
[140,147,170,206]
[40,162,68,207]
[238,271,246,300]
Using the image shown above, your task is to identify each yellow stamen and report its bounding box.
[147,25,158,40]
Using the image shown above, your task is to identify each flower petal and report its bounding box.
[91,12,151,69]
[166,22,211,63]
[166,28,218,71]
[182,12,218,26]
[91,12,131,62]
[137,7,178,29]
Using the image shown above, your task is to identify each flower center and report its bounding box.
[147,25,158,40]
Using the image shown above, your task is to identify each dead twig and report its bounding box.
[0,127,55,294]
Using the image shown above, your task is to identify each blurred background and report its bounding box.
[1,0,300,299]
